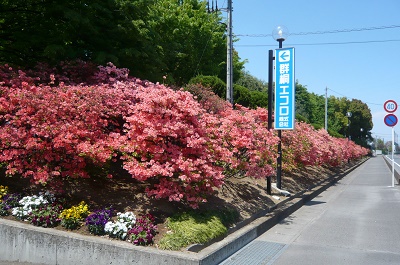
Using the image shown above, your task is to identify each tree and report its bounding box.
[0,0,243,85]
[295,83,313,123]
[347,99,373,147]
[295,83,325,128]
[292,82,373,142]
[0,0,128,66]
[236,70,267,92]
[375,138,386,152]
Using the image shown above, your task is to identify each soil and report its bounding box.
[0,161,359,248]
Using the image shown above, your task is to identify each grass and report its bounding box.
[158,209,239,250]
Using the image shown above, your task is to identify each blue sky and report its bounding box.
[224,0,400,142]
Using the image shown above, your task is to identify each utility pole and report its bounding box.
[325,87,328,131]
[208,0,233,104]
[226,0,233,104]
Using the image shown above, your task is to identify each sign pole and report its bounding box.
[392,126,395,187]
[383,99,398,187]
[266,50,274,195]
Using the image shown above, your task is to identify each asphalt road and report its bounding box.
[222,157,400,265]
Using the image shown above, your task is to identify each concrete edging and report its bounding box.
[0,159,367,265]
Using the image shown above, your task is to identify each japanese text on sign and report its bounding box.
[275,48,295,130]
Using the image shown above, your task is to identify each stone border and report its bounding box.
[0,159,367,265]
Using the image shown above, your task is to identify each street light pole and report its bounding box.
[272,26,288,190]
[267,49,274,195]
[346,111,352,140]
[268,50,274,131]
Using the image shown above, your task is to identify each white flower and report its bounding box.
[104,221,114,233]
[104,212,137,240]
[12,194,50,220]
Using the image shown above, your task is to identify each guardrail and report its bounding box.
[383,155,400,185]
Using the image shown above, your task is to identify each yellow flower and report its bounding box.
[59,201,90,220]
[0,185,9,200]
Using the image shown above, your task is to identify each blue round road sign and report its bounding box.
[384,114,398,127]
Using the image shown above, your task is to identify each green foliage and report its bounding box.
[233,84,268,109]
[249,90,268,109]
[311,123,323,130]
[0,0,245,85]
[158,209,238,250]
[295,83,325,126]
[327,128,344,139]
[295,113,308,123]
[231,50,247,83]
[294,83,373,145]
[0,202,8,216]
[188,75,226,98]
[236,70,267,92]
[0,0,123,66]
[188,75,268,109]
[233,84,251,107]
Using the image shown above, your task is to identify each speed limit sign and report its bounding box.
[384,100,397,113]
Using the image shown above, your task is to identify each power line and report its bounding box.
[235,39,400,47]
[236,24,400,37]
[327,88,381,106]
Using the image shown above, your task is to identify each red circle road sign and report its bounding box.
[384,114,398,127]
[384,100,398,113]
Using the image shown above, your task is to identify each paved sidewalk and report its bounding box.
[221,157,400,265]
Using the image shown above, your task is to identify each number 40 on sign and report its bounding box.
[384,100,397,113]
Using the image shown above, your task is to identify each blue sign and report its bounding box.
[275,47,295,130]
[384,114,398,127]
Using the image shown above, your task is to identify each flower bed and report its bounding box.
[0,187,157,246]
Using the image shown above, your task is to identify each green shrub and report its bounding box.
[233,84,251,107]
[188,75,226,98]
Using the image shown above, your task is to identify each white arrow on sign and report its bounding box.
[278,50,290,62]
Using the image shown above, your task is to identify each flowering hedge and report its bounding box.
[281,122,368,170]
[0,61,368,208]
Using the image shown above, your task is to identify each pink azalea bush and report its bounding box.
[281,122,368,170]
[0,62,368,208]
[185,85,279,178]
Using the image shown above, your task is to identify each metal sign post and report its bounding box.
[392,127,395,187]
[383,99,398,187]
